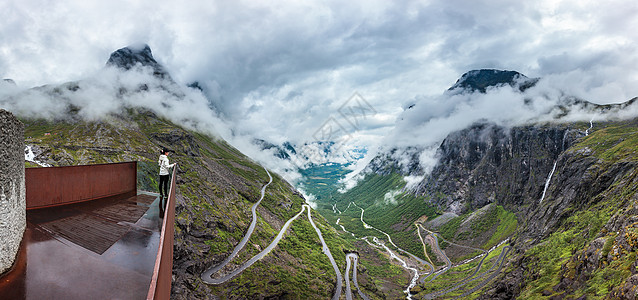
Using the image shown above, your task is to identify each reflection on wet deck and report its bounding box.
[0,192,162,300]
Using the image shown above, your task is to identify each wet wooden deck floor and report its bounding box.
[0,192,162,300]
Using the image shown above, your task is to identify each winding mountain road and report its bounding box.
[202,168,343,300]
[416,223,511,298]
[345,253,370,300]
[335,201,511,299]
[415,224,436,284]
[344,254,354,300]
[422,245,511,299]
[199,166,511,298]
[307,206,343,300]
[416,223,489,285]
[453,246,511,299]
[336,218,355,237]
[202,204,307,284]
[427,233,452,282]
[201,168,273,281]
[416,224,435,266]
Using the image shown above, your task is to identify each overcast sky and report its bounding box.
[2,0,637,150]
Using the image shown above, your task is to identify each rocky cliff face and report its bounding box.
[357,69,638,298]
[392,116,638,299]
[414,122,581,215]
[366,146,424,176]
[0,109,25,276]
[474,118,638,299]
[106,44,170,79]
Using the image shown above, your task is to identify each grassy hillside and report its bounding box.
[515,119,638,299]
[436,204,517,252]
[21,109,409,299]
[320,173,439,260]
[23,109,638,299]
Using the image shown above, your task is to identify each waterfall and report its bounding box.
[25,145,51,167]
[540,129,569,204]
[539,161,557,203]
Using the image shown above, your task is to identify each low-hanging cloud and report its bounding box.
[2,0,638,193]
[0,64,232,148]
[2,0,638,157]
[378,73,638,183]
[0,61,312,184]
[382,190,401,206]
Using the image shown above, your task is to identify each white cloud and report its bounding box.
[1,0,638,181]
[403,175,425,191]
[382,190,401,206]
[298,187,318,209]
[0,64,228,140]
[381,73,638,177]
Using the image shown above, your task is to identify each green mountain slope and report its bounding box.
[507,119,638,300]
[322,118,638,299]
[8,44,421,299]
[320,173,438,259]
[21,108,411,299]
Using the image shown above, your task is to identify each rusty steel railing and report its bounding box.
[147,164,177,300]
[25,162,137,209]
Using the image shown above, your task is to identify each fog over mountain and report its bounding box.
[390,70,638,161]
[332,68,638,191]
[3,2,638,299]
[2,0,638,159]
[0,45,308,183]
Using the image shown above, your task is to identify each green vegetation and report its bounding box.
[520,177,633,299]
[437,205,517,250]
[570,120,638,161]
[317,173,439,260]
[313,170,516,275]
[514,119,638,299]
[485,206,517,249]
[331,173,407,209]
[439,215,467,241]
[24,161,40,168]
[416,243,509,298]
[21,109,366,299]
[298,163,353,201]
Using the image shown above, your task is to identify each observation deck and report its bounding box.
[0,162,176,300]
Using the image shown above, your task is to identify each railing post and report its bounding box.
[147,164,177,300]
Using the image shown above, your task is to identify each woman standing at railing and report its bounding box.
[158,148,175,218]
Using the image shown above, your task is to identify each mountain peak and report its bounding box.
[105,44,169,78]
[448,69,536,93]
[106,44,154,69]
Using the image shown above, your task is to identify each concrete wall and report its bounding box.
[0,109,25,275]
